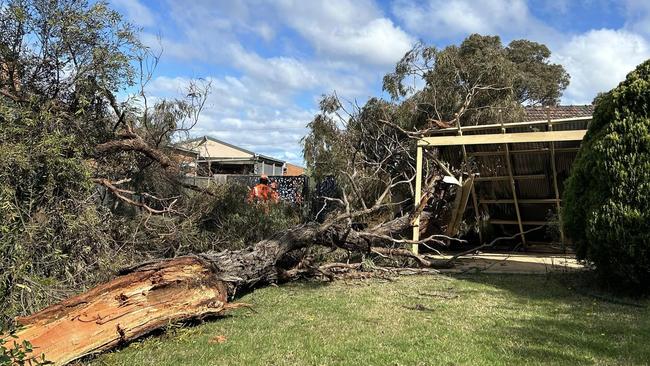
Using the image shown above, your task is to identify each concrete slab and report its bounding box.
[430,253,585,274]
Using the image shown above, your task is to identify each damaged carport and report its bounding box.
[412,114,591,254]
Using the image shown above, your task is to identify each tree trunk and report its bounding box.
[3,216,438,365]
[7,257,229,365]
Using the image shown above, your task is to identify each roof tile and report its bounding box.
[522,105,594,121]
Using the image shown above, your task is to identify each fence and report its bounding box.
[183,174,344,223]
[183,174,309,206]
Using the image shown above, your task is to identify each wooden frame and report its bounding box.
[418,130,587,147]
[427,116,591,134]
[412,122,588,253]
[467,147,579,157]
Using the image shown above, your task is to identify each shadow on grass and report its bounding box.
[456,272,650,365]
[456,271,647,305]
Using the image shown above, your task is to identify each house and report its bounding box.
[177,136,286,176]
[284,163,305,176]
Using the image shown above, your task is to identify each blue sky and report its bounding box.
[109,0,650,165]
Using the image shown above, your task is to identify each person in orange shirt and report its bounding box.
[269,181,280,203]
[248,175,280,204]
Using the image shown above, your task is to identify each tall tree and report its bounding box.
[383,35,569,131]
[304,35,570,232]
[0,0,210,320]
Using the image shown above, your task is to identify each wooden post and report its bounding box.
[412,145,423,255]
[500,117,527,247]
[446,176,475,237]
[456,123,483,244]
[547,109,566,247]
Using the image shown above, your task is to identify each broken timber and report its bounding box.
[412,118,588,252]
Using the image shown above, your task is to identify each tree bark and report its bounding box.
[3,215,439,365]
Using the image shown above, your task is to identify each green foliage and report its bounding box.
[1,326,51,365]
[0,0,140,323]
[563,59,650,290]
[383,35,569,128]
[302,113,345,183]
[194,183,302,249]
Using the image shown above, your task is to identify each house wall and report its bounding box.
[257,161,284,176]
[178,137,286,177]
[285,163,305,176]
[182,139,253,159]
[171,149,198,176]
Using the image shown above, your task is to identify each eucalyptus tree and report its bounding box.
[0,0,210,320]
[303,34,570,236]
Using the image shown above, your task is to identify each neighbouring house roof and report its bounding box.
[522,105,594,122]
[285,163,305,176]
[176,136,285,164]
[171,145,200,156]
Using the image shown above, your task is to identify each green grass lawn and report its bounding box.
[88,274,650,366]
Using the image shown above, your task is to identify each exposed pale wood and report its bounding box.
[5,257,230,366]
[467,147,579,157]
[412,145,423,254]
[456,124,483,244]
[445,176,475,237]
[419,130,587,147]
[475,174,546,182]
[480,198,559,204]
[428,116,592,134]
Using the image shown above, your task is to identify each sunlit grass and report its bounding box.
[88,274,650,366]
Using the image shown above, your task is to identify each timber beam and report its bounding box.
[418,130,587,147]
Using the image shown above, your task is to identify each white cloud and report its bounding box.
[146,75,315,165]
[553,29,650,104]
[391,0,558,43]
[229,45,319,92]
[110,0,155,27]
[273,0,414,66]
[623,0,650,36]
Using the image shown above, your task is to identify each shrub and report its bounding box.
[193,183,302,249]
[563,59,650,291]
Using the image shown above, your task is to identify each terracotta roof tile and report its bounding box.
[522,105,593,121]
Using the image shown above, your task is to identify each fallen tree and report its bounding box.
[1,9,572,362]
[3,213,456,365]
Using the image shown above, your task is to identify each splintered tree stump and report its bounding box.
[5,257,230,365]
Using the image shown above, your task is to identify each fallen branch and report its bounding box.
[445,225,545,265]
[371,247,451,269]
[92,178,179,215]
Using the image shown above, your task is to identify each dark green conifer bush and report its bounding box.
[563,59,650,291]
